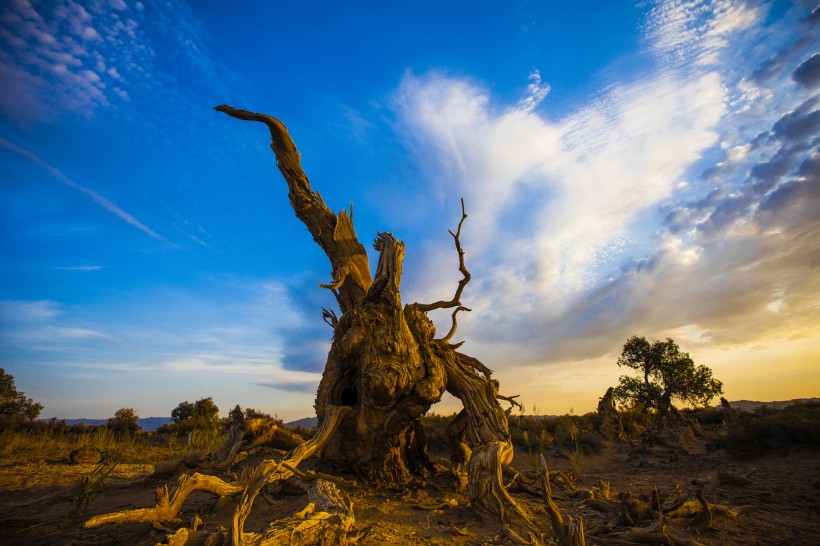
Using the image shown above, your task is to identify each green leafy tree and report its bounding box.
[613,336,723,418]
[107,407,140,433]
[171,397,220,429]
[0,368,43,420]
[170,401,196,423]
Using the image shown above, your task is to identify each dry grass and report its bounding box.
[0,426,226,464]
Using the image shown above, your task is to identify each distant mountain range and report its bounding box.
[285,416,319,429]
[58,417,172,431]
[51,397,818,432]
[724,398,819,411]
[54,416,315,431]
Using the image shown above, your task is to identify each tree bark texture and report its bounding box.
[217,105,537,540]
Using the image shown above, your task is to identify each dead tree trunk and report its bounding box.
[217,105,538,541]
[597,387,625,441]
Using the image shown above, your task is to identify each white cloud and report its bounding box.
[393,0,818,369]
[519,69,550,113]
[56,265,104,271]
[396,64,726,321]
[645,0,761,68]
[0,300,120,344]
[0,299,62,323]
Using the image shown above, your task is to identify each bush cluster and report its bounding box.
[509,412,604,456]
[714,401,820,457]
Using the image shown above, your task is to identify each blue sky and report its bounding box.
[1,0,818,420]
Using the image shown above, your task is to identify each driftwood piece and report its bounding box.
[232,405,352,544]
[85,405,351,541]
[579,483,746,545]
[83,473,243,528]
[155,479,354,546]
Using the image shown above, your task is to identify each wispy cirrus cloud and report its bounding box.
[394,0,819,367]
[0,299,62,322]
[55,265,105,271]
[0,299,118,344]
[643,0,760,68]
[0,134,169,242]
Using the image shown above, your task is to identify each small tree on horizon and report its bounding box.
[107,407,140,434]
[613,336,723,419]
[171,397,220,430]
[0,368,43,421]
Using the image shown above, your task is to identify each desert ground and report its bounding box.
[1,414,818,546]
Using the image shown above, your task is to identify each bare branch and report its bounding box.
[232,405,352,543]
[496,393,524,413]
[440,305,471,343]
[319,262,352,290]
[85,405,352,542]
[83,474,244,529]
[322,307,339,329]
[416,199,471,313]
[279,462,358,488]
[216,105,372,313]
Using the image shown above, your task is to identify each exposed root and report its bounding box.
[441,348,541,543]
[694,485,712,530]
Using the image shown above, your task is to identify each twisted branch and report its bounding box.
[322,307,339,329]
[497,393,524,413]
[83,473,243,529]
[441,305,470,343]
[416,198,471,314]
[215,105,372,313]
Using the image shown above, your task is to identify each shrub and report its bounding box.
[717,401,820,457]
[0,368,43,422]
[107,408,140,434]
[684,406,726,426]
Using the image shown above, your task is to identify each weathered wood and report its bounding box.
[83,473,244,528]
[232,405,352,544]
[253,479,355,546]
[597,387,625,441]
[84,405,351,543]
[436,347,540,542]
[540,454,586,546]
[215,105,372,313]
[217,106,537,538]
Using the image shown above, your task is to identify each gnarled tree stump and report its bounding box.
[217,105,538,541]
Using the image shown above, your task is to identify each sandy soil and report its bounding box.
[0,434,818,545]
